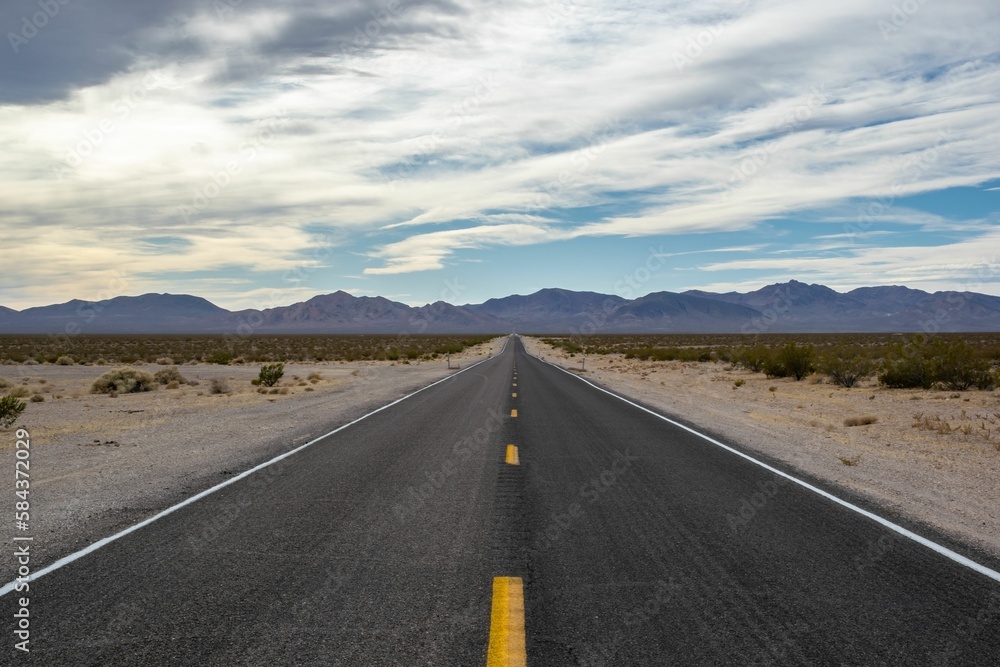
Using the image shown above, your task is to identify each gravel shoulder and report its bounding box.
[0,338,505,582]
[520,336,1000,561]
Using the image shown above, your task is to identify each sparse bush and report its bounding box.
[0,377,9,389]
[153,367,187,385]
[777,342,814,381]
[927,339,991,391]
[29,394,44,403]
[838,454,862,466]
[877,337,991,390]
[258,363,284,387]
[166,380,181,390]
[156,357,175,365]
[0,395,27,428]
[844,415,877,427]
[763,355,789,378]
[821,348,874,388]
[879,341,933,389]
[735,346,771,373]
[7,386,29,398]
[307,372,323,382]
[91,368,156,394]
[206,351,233,365]
[209,378,230,395]
[733,379,745,388]
[55,355,74,365]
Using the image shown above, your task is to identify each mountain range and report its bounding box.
[2,281,999,334]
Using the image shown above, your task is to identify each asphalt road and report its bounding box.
[3,335,999,665]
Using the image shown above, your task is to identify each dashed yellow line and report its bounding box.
[486,577,526,667]
[510,409,517,418]
[512,392,517,398]
[505,444,519,465]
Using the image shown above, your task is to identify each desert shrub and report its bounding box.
[205,351,233,365]
[844,415,877,427]
[0,395,26,428]
[821,348,874,388]
[7,386,29,398]
[734,346,771,373]
[762,356,787,378]
[55,355,74,365]
[153,367,187,385]
[777,343,815,381]
[165,380,181,390]
[258,363,284,387]
[879,341,933,389]
[0,377,9,388]
[156,357,175,365]
[876,337,989,390]
[209,378,230,394]
[307,371,322,383]
[29,394,44,403]
[91,368,156,394]
[927,339,991,391]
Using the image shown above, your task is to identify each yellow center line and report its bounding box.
[486,577,526,667]
[505,444,519,465]
[510,409,517,418]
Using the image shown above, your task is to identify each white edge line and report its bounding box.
[0,342,509,598]
[526,345,1000,585]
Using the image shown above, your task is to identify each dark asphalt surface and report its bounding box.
[3,336,1000,665]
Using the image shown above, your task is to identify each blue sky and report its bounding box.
[1,0,999,309]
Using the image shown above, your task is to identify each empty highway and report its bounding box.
[3,336,999,665]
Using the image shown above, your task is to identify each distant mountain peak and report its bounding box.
[4,282,1000,334]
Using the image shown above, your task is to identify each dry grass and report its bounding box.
[209,378,230,395]
[838,454,863,466]
[0,334,495,365]
[844,415,878,427]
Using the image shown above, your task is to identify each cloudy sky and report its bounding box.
[2,0,999,310]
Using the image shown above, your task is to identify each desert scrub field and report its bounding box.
[537,333,1000,391]
[0,334,495,365]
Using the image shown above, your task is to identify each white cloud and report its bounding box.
[2,0,999,304]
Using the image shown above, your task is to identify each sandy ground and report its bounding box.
[3,333,998,583]
[0,338,505,581]
[521,337,1000,562]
